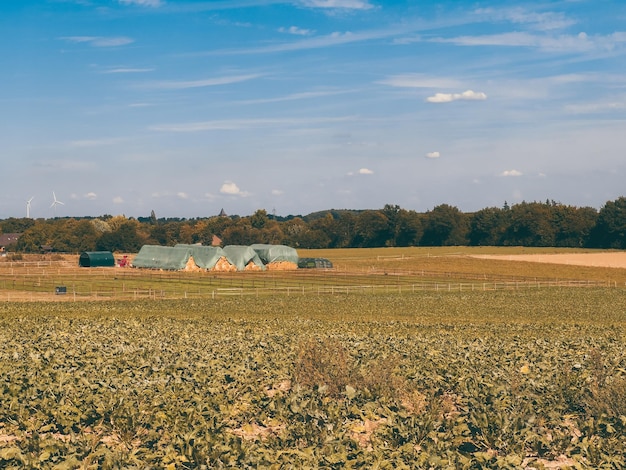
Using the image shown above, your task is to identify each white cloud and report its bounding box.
[119,0,163,7]
[271,189,284,196]
[139,74,262,90]
[431,31,626,53]
[177,192,189,199]
[279,26,314,36]
[220,181,250,197]
[61,36,134,47]
[425,151,440,159]
[113,196,124,204]
[475,7,576,31]
[565,101,626,114]
[102,68,154,74]
[85,192,98,200]
[426,90,487,103]
[378,74,461,89]
[358,168,374,174]
[150,116,356,132]
[68,138,124,148]
[239,89,347,105]
[300,0,373,9]
[500,170,523,177]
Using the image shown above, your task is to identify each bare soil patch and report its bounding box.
[471,252,626,269]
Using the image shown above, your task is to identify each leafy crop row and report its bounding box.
[1,289,625,468]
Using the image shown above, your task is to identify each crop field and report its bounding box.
[1,248,625,468]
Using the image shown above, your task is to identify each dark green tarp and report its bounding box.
[297,257,333,269]
[79,251,116,268]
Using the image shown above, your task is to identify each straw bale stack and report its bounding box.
[266,261,298,271]
[213,256,238,272]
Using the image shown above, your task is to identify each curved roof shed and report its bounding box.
[79,251,116,268]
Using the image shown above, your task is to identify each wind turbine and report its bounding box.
[26,196,34,219]
[50,192,64,217]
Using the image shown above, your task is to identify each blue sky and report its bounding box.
[1,0,625,219]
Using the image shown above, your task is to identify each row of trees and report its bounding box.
[1,198,625,253]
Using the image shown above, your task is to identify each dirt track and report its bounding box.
[471,252,626,269]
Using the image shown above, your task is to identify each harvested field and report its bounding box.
[471,251,626,268]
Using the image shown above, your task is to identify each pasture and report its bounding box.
[1,248,625,468]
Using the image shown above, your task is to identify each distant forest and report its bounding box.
[1,197,625,253]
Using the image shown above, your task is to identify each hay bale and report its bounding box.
[266,261,298,271]
[244,260,264,271]
[213,256,237,272]
[183,256,203,272]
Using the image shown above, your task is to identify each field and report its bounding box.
[1,248,625,468]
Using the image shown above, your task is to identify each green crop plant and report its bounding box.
[0,289,625,467]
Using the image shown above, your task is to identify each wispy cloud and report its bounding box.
[138,74,262,90]
[358,168,374,174]
[239,89,348,104]
[565,100,626,114]
[202,25,415,55]
[61,36,134,47]
[67,138,125,148]
[279,26,314,36]
[113,196,124,204]
[425,151,440,159]
[102,68,155,74]
[119,0,163,7]
[220,181,250,197]
[500,170,523,177]
[299,0,373,10]
[475,7,577,31]
[431,31,626,53]
[378,74,462,89]
[426,90,487,103]
[150,116,356,132]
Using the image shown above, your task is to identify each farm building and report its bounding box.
[250,244,299,270]
[79,251,116,268]
[298,257,333,269]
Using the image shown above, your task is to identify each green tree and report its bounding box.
[250,209,269,229]
[393,208,423,247]
[468,207,507,246]
[588,197,626,248]
[552,205,597,247]
[96,220,144,252]
[1,217,36,234]
[504,202,555,247]
[353,210,391,248]
[420,204,468,246]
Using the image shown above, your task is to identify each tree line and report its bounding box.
[1,197,625,253]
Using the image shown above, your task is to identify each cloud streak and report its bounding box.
[61,36,134,47]
[119,0,163,6]
[378,74,462,89]
[300,0,373,10]
[426,90,487,103]
[150,116,357,132]
[138,74,262,90]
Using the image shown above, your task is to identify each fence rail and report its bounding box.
[1,278,618,302]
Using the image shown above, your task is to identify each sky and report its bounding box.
[1,0,625,219]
